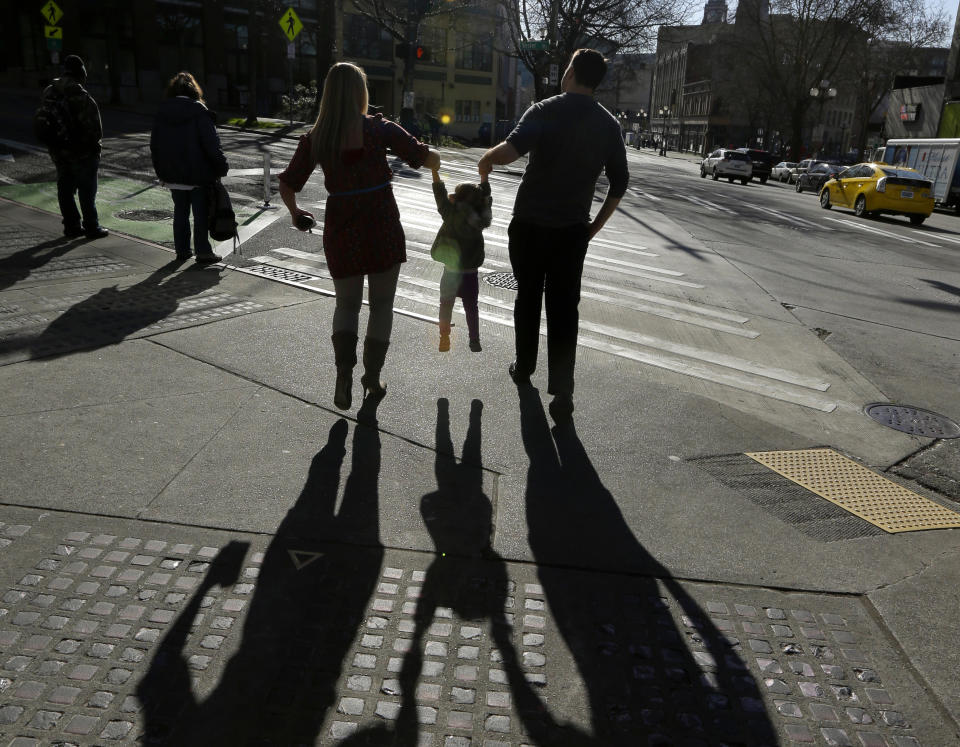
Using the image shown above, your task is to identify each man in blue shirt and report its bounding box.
[478,48,629,424]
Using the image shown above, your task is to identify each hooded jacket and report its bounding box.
[430,180,492,271]
[44,75,102,160]
[150,97,229,186]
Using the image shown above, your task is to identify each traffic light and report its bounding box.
[395,42,409,58]
[415,45,430,61]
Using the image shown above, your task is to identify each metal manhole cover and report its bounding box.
[864,403,960,439]
[483,272,518,291]
[115,209,174,221]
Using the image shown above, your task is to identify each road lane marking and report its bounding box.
[914,230,960,244]
[579,279,750,323]
[823,217,940,247]
[676,194,736,214]
[740,202,825,229]
[628,188,662,202]
[214,208,285,254]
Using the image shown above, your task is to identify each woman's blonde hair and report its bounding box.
[311,63,369,167]
[165,71,204,103]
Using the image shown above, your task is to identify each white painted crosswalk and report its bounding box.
[237,161,851,413]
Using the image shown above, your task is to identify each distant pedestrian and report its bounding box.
[278,62,441,410]
[39,55,109,239]
[429,167,492,352]
[478,48,628,424]
[150,71,229,264]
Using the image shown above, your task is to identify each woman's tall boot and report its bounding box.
[360,337,390,398]
[331,331,358,410]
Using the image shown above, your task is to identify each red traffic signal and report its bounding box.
[415,45,430,61]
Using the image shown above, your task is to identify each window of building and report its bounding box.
[455,99,482,122]
[419,25,446,66]
[343,13,393,61]
[456,33,491,71]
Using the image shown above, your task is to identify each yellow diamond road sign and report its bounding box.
[279,7,303,41]
[44,26,63,40]
[40,0,63,26]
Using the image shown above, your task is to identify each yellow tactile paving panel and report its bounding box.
[745,448,960,533]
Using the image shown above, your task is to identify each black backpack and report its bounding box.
[207,179,238,242]
[34,87,73,148]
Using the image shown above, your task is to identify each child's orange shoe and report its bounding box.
[439,333,450,352]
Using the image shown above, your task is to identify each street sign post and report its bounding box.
[519,40,549,51]
[40,0,62,26]
[549,64,559,86]
[279,7,303,42]
[45,25,62,51]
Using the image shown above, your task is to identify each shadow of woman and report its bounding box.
[0,259,224,360]
[0,234,78,293]
[342,398,591,747]
[517,387,777,745]
[137,398,387,745]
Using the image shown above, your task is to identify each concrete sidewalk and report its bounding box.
[1,197,959,746]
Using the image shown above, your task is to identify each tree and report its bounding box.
[730,0,920,158]
[847,0,949,157]
[499,0,693,101]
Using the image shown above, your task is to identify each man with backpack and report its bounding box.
[36,55,108,239]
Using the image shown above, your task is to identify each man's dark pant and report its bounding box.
[55,156,100,231]
[508,218,589,397]
[171,187,212,256]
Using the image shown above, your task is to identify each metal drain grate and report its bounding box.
[245,264,317,284]
[745,448,960,533]
[115,208,175,221]
[483,272,519,291]
[864,403,960,439]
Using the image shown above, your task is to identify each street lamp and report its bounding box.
[658,106,670,156]
[810,80,837,159]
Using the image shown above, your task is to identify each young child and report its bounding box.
[430,168,492,352]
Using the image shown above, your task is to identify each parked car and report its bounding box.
[789,159,819,184]
[737,148,775,184]
[771,161,798,182]
[795,162,842,193]
[818,162,934,225]
[700,148,753,184]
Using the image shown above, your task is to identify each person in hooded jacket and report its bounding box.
[41,54,108,239]
[150,72,229,263]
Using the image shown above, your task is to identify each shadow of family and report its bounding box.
[136,391,776,745]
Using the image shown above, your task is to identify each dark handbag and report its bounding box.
[207,180,238,242]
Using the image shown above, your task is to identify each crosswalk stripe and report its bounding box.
[578,279,750,323]
[578,289,758,338]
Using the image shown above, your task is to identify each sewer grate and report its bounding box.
[115,209,175,222]
[745,448,960,533]
[245,264,317,284]
[483,272,519,291]
[864,403,960,439]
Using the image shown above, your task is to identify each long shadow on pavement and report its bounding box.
[0,234,79,292]
[0,259,224,361]
[136,402,386,744]
[518,386,777,744]
[341,398,588,746]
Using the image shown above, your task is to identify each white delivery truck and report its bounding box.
[879,138,960,213]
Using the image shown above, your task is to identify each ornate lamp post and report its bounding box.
[810,80,837,159]
[658,106,670,156]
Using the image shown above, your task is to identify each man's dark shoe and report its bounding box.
[84,226,109,239]
[63,226,84,238]
[548,394,574,425]
[469,338,482,352]
[508,361,531,386]
[195,252,220,265]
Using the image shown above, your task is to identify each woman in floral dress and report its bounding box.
[279,62,441,410]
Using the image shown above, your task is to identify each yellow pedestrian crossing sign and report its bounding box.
[40,0,63,26]
[44,26,62,39]
[279,7,303,41]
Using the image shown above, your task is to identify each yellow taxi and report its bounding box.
[818,162,934,225]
